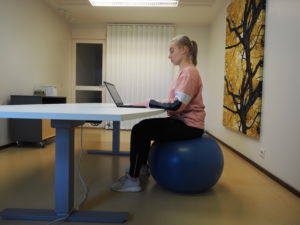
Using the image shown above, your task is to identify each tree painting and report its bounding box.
[223,0,266,138]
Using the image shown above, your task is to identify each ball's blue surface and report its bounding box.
[149,136,224,193]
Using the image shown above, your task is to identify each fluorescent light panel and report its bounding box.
[89,0,179,7]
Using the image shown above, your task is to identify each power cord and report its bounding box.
[45,212,72,225]
[45,125,88,225]
[77,125,88,208]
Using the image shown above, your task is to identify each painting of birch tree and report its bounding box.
[223,0,266,138]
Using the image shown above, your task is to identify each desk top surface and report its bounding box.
[0,103,164,121]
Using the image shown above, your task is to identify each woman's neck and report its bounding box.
[179,60,193,69]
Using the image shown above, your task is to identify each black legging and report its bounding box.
[129,117,204,177]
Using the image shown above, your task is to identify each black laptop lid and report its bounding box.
[104,81,124,106]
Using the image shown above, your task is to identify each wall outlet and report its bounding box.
[259,148,266,159]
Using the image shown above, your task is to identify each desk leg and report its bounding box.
[0,120,129,223]
[112,121,120,153]
[52,120,83,215]
[88,121,129,156]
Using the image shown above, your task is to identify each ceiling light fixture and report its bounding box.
[88,0,179,7]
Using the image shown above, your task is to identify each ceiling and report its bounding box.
[43,0,225,26]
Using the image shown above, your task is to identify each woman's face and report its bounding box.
[168,40,184,66]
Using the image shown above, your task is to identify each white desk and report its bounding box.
[0,103,164,223]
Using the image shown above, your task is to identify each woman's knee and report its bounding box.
[131,119,157,137]
[132,119,151,132]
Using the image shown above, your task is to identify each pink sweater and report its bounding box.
[137,65,206,129]
[167,65,205,129]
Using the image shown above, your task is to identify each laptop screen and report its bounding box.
[104,82,123,106]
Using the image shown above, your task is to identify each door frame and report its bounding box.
[71,39,106,103]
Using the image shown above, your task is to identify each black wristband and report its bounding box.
[149,99,182,111]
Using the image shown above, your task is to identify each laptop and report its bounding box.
[104,81,146,108]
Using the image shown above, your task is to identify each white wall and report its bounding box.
[206,0,300,191]
[0,0,71,146]
[71,24,106,40]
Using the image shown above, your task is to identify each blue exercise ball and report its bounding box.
[149,135,224,193]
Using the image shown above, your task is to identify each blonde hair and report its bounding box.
[172,35,198,65]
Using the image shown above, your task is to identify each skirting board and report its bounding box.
[205,131,300,198]
[0,143,14,150]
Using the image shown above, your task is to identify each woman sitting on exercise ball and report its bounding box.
[111,35,206,192]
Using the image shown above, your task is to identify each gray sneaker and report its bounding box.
[111,174,141,192]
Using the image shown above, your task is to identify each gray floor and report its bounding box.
[0,129,299,225]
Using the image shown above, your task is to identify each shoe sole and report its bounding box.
[111,186,141,192]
